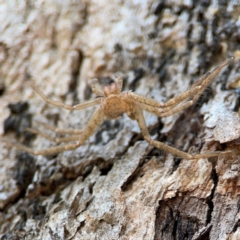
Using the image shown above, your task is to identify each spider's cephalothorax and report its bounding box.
[102,82,129,119]
[5,58,233,159]
[95,78,134,120]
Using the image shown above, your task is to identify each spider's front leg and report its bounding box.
[31,83,102,110]
[130,58,233,118]
[4,107,105,156]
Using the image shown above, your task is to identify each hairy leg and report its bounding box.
[139,91,199,118]
[131,103,232,159]
[91,78,104,97]
[24,128,80,143]
[131,103,193,159]
[31,83,102,110]
[34,121,83,134]
[113,74,123,91]
[5,107,105,155]
[162,58,231,107]
[130,58,232,109]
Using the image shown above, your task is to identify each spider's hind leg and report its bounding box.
[24,127,81,143]
[34,120,83,135]
[22,120,83,143]
[4,107,106,156]
[130,102,193,159]
[163,58,233,108]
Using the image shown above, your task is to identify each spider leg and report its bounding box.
[161,57,232,108]
[193,151,232,158]
[138,102,191,117]
[130,58,232,109]
[34,120,83,134]
[91,78,104,97]
[130,103,193,159]
[129,92,165,108]
[24,128,80,143]
[113,74,123,91]
[129,82,206,110]
[31,83,102,110]
[5,107,105,155]
[131,103,231,159]
[139,90,200,118]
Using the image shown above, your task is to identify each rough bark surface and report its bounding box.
[0,1,240,240]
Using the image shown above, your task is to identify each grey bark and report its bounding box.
[0,1,240,239]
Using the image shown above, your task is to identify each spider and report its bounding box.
[5,58,232,159]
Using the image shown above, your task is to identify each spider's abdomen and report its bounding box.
[103,95,130,119]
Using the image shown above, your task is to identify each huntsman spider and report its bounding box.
[5,58,232,159]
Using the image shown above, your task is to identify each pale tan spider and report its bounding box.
[5,58,232,159]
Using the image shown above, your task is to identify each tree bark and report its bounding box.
[0,1,240,239]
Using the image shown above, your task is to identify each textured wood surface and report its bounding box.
[0,1,240,239]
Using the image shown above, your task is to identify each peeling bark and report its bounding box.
[0,1,240,239]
